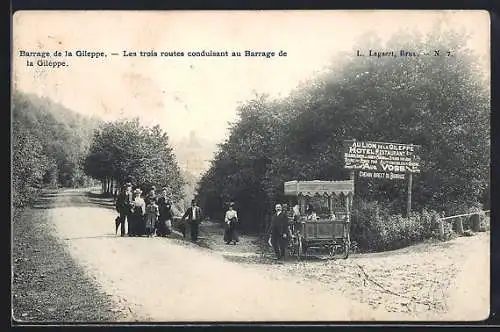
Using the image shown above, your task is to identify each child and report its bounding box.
[145,199,159,237]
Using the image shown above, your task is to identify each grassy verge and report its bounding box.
[11,204,127,323]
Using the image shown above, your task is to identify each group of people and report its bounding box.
[115,183,175,238]
[114,182,204,241]
[114,182,323,261]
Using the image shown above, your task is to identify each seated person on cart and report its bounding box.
[305,204,319,222]
[329,212,337,221]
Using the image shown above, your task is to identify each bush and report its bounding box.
[351,199,442,252]
[12,186,40,208]
[470,207,491,232]
[464,202,490,231]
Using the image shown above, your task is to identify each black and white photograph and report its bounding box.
[11,10,490,323]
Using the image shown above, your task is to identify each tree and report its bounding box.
[11,91,100,206]
[197,23,489,233]
[12,118,49,207]
[84,119,185,202]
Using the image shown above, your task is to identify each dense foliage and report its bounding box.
[351,200,447,252]
[12,92,100,207]
[197,25,490,240]
[84,119,185,202]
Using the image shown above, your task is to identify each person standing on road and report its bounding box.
[182,200,202,242]
[130,188,146,236]
[269,204,289,260]
[224,202,239,245]
[145,186,157,206]
[157,188,174,237]
[145,198,159,237]
[115,183,133,236]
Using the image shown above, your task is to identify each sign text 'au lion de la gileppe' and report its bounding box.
[343,140,421,180]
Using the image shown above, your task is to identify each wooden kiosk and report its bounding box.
[284,180,354,259]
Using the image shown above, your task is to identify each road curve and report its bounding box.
[48,189,412,322]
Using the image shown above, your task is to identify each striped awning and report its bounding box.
[283,180,354,196]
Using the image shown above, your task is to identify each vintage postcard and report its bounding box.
[11,10,490,323]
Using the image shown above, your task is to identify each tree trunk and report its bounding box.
[438,218,445,240]
[471,213,481,232]
[455,216,464,236]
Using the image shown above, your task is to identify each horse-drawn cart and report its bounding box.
[284,180,354,259]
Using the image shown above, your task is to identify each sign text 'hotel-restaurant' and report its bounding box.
[343,140,421,180]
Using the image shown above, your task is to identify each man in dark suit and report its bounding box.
[115,183,133,236]
[182,200,202,242]
[269,203,289,260]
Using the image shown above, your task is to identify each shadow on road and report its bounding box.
[61,234,119,241]
[31,191,116,210]
[221,252,334,265]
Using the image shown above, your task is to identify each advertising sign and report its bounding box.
[343,140,421,179]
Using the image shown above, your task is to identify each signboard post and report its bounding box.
[407,173,413,217]
[343,139,421,216]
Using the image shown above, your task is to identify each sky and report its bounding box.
[12,10,490,146]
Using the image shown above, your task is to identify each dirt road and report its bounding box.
[29,188,490,322]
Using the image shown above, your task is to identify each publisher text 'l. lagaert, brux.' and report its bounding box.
[356,50,419,58]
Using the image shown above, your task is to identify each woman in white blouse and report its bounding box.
[223,202,239,245]
[130,188,146,236]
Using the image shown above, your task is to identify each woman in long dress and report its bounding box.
[224,203,239,245]
[130,188,146,236]
[157,188,174,237]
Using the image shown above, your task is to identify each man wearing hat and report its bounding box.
[182,200,203,242]
[269,203,289,260]
[115,183,133,236]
